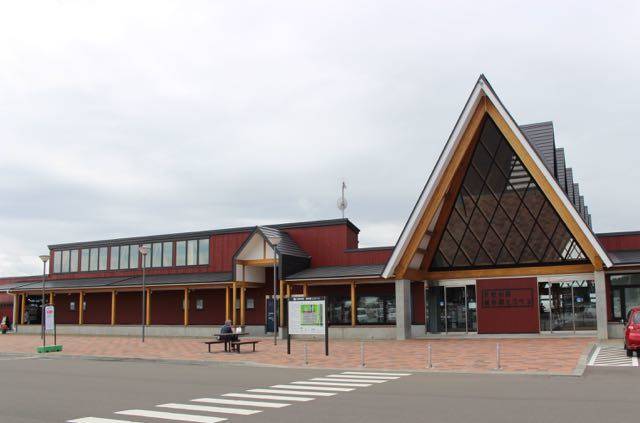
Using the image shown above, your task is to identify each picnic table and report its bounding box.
[206,332,248,352]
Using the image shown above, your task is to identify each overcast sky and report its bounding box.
[1,1,639,276]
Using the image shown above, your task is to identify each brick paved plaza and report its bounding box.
[0,334,594,374]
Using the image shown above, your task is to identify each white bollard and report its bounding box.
[304,343,309,366]
[360,341,365,367]
[496,343,501,370]
[427,344,432,369]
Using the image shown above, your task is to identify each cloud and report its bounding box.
[0,0,639,275]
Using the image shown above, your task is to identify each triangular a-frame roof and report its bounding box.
[383,75,611,280]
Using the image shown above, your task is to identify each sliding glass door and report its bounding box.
[538,280,596,332]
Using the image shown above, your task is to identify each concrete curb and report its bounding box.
[573,343,598,376]
[1,351,584,377]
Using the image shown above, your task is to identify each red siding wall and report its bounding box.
[411,282,425,324]
[244,286,266,325]
[286,225,350,267]
[150,290,183,325]
[189,289,226,325]
[476,278,539,334]
[83,292,111,324]
[598,233,640,251]
[211,232,251,272]
[115,292,142,324]
[344,249,392,266]
[54,293,80,324]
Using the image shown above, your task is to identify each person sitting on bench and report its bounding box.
[218,320,238,342]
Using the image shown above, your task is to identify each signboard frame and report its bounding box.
[286,296,328,356]
[43,305,56,346]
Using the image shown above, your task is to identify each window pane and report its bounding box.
[61,250,70,273]
[328,297,351,325]
[119,245,130,269]
[624,287,640,316]
[163,242,173,267]
[357,296,395,324]
[53,251,61,273]
[110,246,119,270]
[99,247,108,270]
[89,248,99,271]
[129,245,139,269]
[152,243,162,267]
[176,241,186,266]
[187,240,197,265]
[81,249,89,272]
[143,244,151,267]
[198,239,209,265]
[70,250,79,272]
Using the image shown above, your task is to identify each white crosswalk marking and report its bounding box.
[311,377,386,384]
[248,388,336,397]
[68,418,142,423]
[291,381,371,387]
[192,398,291,408]
[270,384,354,392]
[223,393,315,402]
[588,346,638,367]
[115,409,227,423]
[158,403,261,415]
[341,372,411,376]
[326,374,400,380]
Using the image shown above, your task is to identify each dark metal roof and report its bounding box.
[285,264,385,280]
[111,272,232,287]
[573,183,581,210]
[15,277,128,291]
[258,226,309,258]
[344,246,394,253]
[608,250,640,266]
[48,219,359,250]
[566,168,575,203]
[554,148,567,192]
[597,230,640,237]
[520,121,556,175]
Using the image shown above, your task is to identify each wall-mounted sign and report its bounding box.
[481,288,533,308]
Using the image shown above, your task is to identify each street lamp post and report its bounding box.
[139,245,149,343]
[38,254,50,346]
[271,236,282,346]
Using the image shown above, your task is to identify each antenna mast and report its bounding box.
[337,180,348,218]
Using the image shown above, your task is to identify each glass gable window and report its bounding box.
[61,250,70,273]
[198,239,209,265]
[187,240,197,265]
[610,274,640,321]
[81,249,89,272]
[98,247,108,270]
[119,245,130,269]
[70,250,78,272]
[110,247,120,270]
[163,242,173,267]
[53,252,61,273]
[143,244,151,268]
[152,243,162,267]
[430,116,588,271]
[129,245,139,269]
[176,241,186,266]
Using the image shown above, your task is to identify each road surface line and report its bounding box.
[223,393,314,402]
[326,374,399,380]
[633,356,639,367]
[270,384,354,392]
[115,410,226,423]
[192,398,290,408]
[158,403,261,415]
[248,389,335,397]
[341,371,411,376]
[311,377,386,384]
[291,381,371,387]
[68,418,142,423]
[587,346,601,366]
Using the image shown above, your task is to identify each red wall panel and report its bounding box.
[53,293,80,324]
[244,286,266,325]
[83,292,111,324]
[598,233,640,251]
[476,278,539,334]
[150,290,183,325]
[189,289,226,325]
[286,225,350,267]
[411,282,425,324]
[211,232,251,272]
[344,249,392,266]
[115,292,142,324]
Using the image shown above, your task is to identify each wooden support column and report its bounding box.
[20,294,26,324]
[49,292,54,305]
[303,283,308,297]
[225,286,230,321]
[111,291,116,325]
[350,282,356,326]
[78,292,84,325]
[231,282,237,325]
[279,280,284,327]
[12,294,18,327]
[286,284,291,299]
[183,288,189,326]
[240,286,246,327]
[145,289,151,326]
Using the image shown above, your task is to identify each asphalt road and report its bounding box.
[0,354,638,423]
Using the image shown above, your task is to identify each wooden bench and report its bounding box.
[230,340,259,353]
[204,340,226,353]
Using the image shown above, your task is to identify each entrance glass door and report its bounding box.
[538,280,596,332]
[445,287,466,332]
[426,284,477,334]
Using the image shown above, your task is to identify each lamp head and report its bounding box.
[39,254,50,263]
[138,245,149,256]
